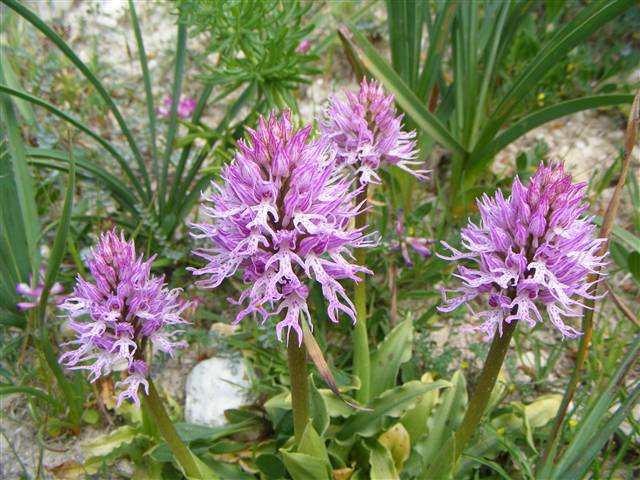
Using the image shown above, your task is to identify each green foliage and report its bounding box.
[178,0,319,110]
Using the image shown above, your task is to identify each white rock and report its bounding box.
[185,357,249,427]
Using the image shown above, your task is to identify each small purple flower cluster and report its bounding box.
[191,111,378,345]
[59,230,190,408]
[392,209,434,268]
[322,78,427,185]
[439,163,607,340]
[16,271,66,311]
[158,95,197,120]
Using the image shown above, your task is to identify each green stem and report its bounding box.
[353,186,370,404]
[454,320,517,459]
[287,339,310,443]
[144,379,202,479]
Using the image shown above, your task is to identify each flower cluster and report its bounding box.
[391,209,434,268]
[59,230,190,408]
[16,271,66,312]
[191,110,377,345]
[438,163,607,340]
[321,78,427,185]
[158,95,197,120]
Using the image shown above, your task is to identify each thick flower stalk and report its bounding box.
[191,110,376,346]
[59,230,189,409]
[321,78,427,185]
[439,162,607,340]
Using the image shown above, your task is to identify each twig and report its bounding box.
[604,281,640,328]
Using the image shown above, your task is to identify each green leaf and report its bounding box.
[346,25,466,157]
[0,84,145,201]
[462,453,511,480]
[310,376,330,436]
[370,318,413,398]
[36,152,83,428]
[416,370,467,472]
[337,380,450,443]
[83,426,141,458]
[26,148,138,214]
[400,373,440,443]
[159,21,188,214]
[0,385,62,409]
[0,56,36,125]
[550,337,640,477]
[475,0,635,150]
[128,0,158,180]
[281,452,331,480]
[0,76,40,274]
[366,438,399,480]
[255,453,287,479]
[298,422,331,472]
[468,94,634,178]
[558,385,640,480]
[627,251,640,283]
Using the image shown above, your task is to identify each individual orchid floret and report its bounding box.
[191,110,378,346]
[158,95,197,120]
[58,230,190,409]
[438,163,607,341]
[321,77,428,185]
[16,270,66,312]
[391,209,434,268]
[295,39,311,53]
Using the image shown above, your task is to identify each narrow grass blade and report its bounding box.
[0,79,40,273]
[468,94,634,180]
[416,0,458,102]
[0,385,63,410]
[159,22,188,215]
[0,84,146,201]
[475,0,634,151]
[559,385,640,480]
[36,149,83,429]
[3,0,151,198]
[27,147,138,214]
[129,0,158,181]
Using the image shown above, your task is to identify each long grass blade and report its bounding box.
[0,78,40,273]
[0,84,146,201]
[129,0,158,182]
[26,147,138,214]
[475,0,634,152]
[159,22,188,215]
[2,0,151,199]
[36,148,83,429]
[467,94,634,180]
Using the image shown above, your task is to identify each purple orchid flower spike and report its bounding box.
[58,230,191,409]
[391,209,434,268]
[16,270,66,312]
[190,110,378,346]
[321,78,429,185]
[438,162,607,341]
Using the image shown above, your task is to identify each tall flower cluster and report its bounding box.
[321,78,427,184]
[59,230,190,408]
[439,163,607,340]
[191,110,376,345]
